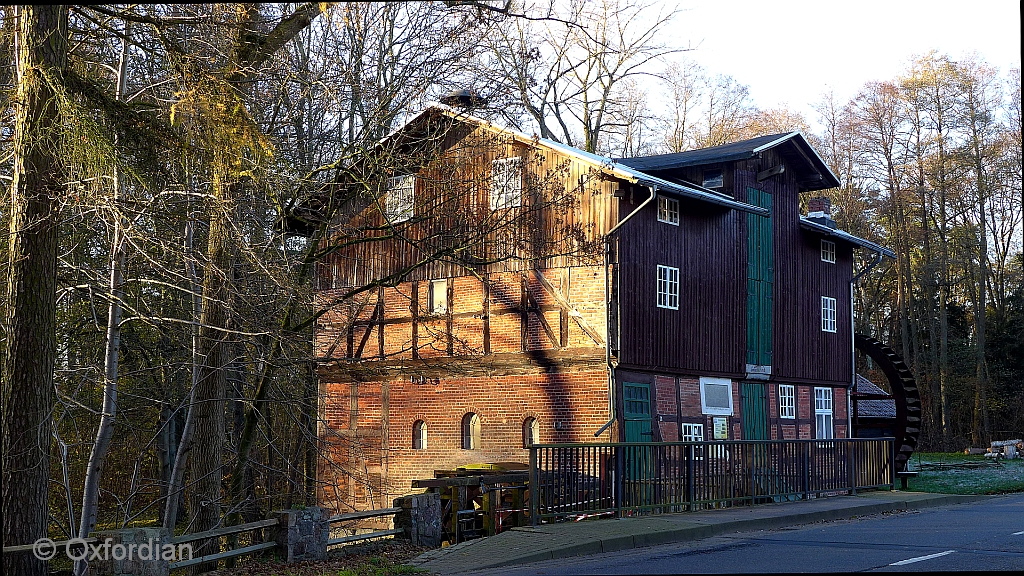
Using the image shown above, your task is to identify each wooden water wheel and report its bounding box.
[854,334,922,472]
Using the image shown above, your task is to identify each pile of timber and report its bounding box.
[965,439,1022,459]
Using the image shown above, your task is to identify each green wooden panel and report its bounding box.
[741,382,768,441]
[746,187,773,367]
[747,279,759,365]
[623,383,652,442]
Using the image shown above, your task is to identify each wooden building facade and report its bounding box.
[313,107,893,513]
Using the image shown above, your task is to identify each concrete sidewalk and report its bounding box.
[407,491,988,574]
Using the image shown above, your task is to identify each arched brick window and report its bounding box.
[522,417,539,448]
[412,420,427,450]
[461,413,480,450]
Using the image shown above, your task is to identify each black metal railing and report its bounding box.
[528,438,894,524]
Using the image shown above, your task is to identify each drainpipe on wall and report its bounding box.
[595,184,658,438]
[849,249,884,438]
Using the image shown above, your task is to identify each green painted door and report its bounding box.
[746,188,773,368]
[622,383,654,508]
[623,383,653,442]
[742,382,774,499]
[741,382,768,440]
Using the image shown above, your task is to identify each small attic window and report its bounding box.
[702,169,724,189]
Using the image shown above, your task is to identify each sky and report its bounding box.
[667,0,1022,130]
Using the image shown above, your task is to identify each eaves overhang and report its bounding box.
[800,217,896,258]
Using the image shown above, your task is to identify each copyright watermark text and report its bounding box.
[32,537,193,563]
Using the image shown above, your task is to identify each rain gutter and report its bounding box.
[595,185,657,437]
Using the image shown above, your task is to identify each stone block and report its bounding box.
[395,492,442,547]
[271,507,328,563]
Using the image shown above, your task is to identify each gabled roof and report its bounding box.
[396,105,768,217]
[616,132,841,192]
[800,217,896,258]
[854,374,896,419]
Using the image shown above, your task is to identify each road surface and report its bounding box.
[474,492,1024,574]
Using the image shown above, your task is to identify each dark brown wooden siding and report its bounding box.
[618,149,854,386]
[734,152,853,386]
[615,194,745,377]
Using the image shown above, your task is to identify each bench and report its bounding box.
[896,470,918,490]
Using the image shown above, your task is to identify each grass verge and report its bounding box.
[905,451,1024,495]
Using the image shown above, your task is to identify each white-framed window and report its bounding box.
[681,423,705,459]
[522,417,539,448]
[821,239,836,263]
[814,387,834,439]
[490,157,522,209]
[412,420,427,450]
[657,195,680,225]
[821,296,837,333]
[429,279,448,315]
[778,384,795,419]
[462,413,481,449]
[385,174,415,223]
[681,423,704,442]
[657,265,679,310]
[703,169,724,189]
[700,377,733,416]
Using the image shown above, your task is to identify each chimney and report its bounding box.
[439,89,488,111]
[806,197,837,228]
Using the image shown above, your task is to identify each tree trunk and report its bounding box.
[162,218,202,531]
[2,6,68,576]
[187,171,233,567]
[77,27,130,558]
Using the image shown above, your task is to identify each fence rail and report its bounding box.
[327,507,402,547]
[529,438,895,524]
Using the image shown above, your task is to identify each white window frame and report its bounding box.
[700,377,733,416]
[821,296,837,333]
[429,279,448,315]
[820,239,836,263]
[657,195,680,226]
[385,174,415,223]
[523,417,539,448]
[490,157,522,210]
[412,420,427,450]
[814,387,834,439]
[657,265,680,310]
[462,413,480,450]
[778,384,795,419]
[681,423,705,459]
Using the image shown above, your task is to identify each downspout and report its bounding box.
[849,249,884,437]
[595,184,658,437]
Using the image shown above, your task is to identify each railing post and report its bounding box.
[686,444,695,512]
[889,438,896,491]
[615,445,624,518]
[802,441,810,500]
[849,440,858,494]
[530,447,539,526]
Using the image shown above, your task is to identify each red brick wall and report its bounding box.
[319,367,611,513]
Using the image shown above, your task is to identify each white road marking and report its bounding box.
[889,550,955,565]
[1013,531,1024,536]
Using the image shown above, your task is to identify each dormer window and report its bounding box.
[702,169,723,189]
[657,196,679,225]
[821,240,836,263]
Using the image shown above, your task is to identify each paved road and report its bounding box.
[474,493,1024,574]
